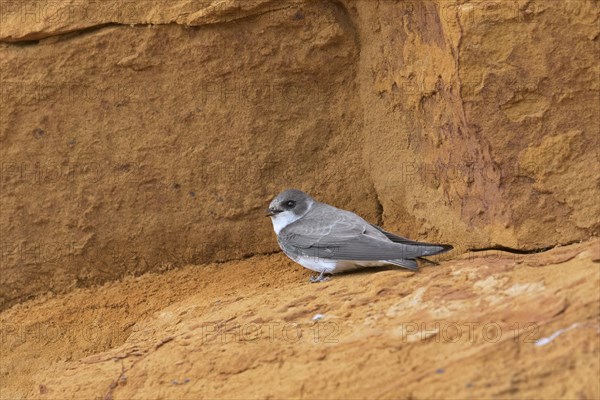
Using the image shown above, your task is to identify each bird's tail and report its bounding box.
[369,224,453,257]
[424,243,453,256]
[386,243,452,271]
[384,259,418,270]
[402,243,452,258]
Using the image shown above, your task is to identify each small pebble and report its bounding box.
[312,314,324,321]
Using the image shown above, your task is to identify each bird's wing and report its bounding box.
[280,206,444,260]
[370,224,453,254]
[279,205,366,249]
[370,224,429,245]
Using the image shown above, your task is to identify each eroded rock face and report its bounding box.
[349,0,599,249]
[0,1,371,309]
[1,0,598,309]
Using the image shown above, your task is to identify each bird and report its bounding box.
[266,189,453,282]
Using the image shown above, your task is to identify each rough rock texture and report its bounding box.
[1,240,598,399]
[351,0,599,248]
[1,0,371,309]
[1,0,598,308]
[1,1,599,397]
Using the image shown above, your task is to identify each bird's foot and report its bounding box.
[309,272,330,283]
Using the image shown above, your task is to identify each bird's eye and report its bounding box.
[286,200,296,208]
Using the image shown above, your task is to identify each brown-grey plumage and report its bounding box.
[267,189,452,282]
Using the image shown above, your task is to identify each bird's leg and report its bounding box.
[309,271,330,283]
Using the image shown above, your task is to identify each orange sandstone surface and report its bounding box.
[1,240,599,399]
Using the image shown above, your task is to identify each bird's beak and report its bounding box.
[265,208,280,217]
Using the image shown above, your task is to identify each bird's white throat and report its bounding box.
[270,211,300,234]
[270,200,314,234]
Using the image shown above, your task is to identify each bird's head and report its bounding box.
[266,189,315,233]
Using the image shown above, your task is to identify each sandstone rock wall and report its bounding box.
[1,0,598,309]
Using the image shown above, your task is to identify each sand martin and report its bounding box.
[266,189,453,282]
